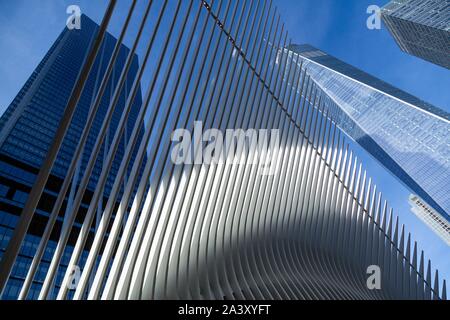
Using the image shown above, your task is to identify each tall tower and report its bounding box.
[0,15,143,299]
[381,0,450,70]
[288,44,450,222]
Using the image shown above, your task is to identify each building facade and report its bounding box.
[409,195,450,246]
[0,15,143,299]
[381,0,450,70]
[288,44,450,223]
[0,1,446,300]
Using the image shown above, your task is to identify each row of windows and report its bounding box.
[415,200,450,232]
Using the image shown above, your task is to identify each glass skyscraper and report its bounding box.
[381,0,450,70]
[0,15,144,299]
[288,44,450,223]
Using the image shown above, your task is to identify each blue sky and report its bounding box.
[0,0,449,285]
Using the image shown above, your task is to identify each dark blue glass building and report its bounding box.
[0,15,144,299]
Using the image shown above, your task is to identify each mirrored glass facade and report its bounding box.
[0,15,144,299]
[382,0,450,69]
[289,44,450,222]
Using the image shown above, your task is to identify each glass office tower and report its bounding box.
[288,44,450,222]
[381,0,450,70]
[0,15,144,299]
